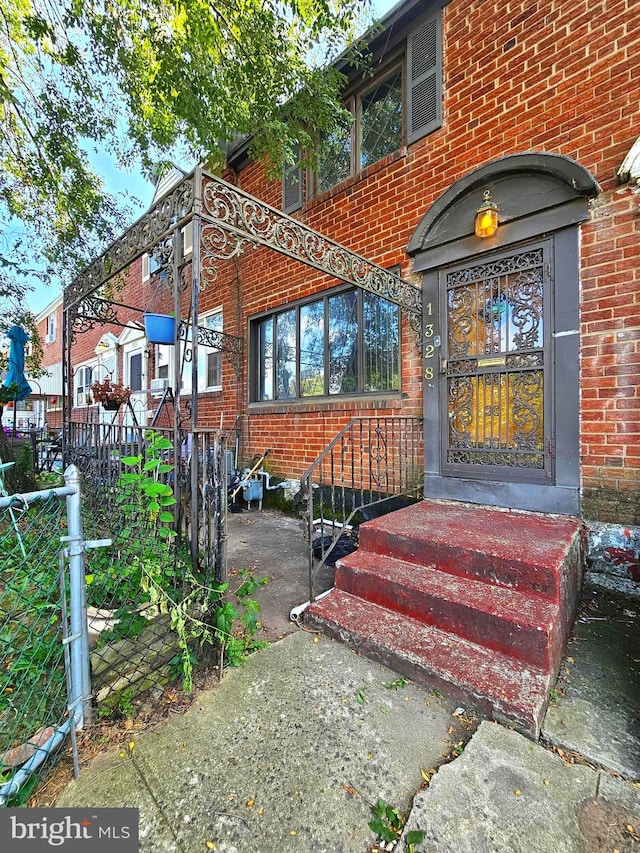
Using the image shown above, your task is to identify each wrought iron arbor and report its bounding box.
[63,166,423,569]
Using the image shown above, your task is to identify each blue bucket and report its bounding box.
[143,313,175,345]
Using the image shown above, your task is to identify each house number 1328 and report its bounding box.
[424,306,435,379]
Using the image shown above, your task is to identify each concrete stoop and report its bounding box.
[306,499,584,737]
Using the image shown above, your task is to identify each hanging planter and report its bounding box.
[143,313,176,345]
[91,379,131,409]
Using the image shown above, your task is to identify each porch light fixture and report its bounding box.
[475,189,499,238]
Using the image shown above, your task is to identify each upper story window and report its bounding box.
[283,9,442,210]
[251,287,399,402]
[45,313,56,344]
[317,66,402,194]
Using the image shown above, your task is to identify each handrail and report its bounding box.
[299,416,423,601]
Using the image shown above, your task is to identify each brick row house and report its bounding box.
[63,0,639,732]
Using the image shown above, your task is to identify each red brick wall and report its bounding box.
[66,0,640,522]
[223,0,640,519]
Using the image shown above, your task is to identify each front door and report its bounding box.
[440,242,552,484]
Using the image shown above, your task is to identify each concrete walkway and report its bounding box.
[58,631,465,852]
[57,509,640,851]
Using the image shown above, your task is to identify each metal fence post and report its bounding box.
[64,464,92,728]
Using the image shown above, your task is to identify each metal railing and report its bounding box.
[64,420,230,581]
[300,416,423,601]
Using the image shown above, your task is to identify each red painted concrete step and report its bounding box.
[335,552,564,670]
[358,500,584,603]
[306,589,553,736]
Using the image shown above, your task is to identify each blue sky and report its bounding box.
[27,0,398,316]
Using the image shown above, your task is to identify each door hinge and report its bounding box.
[547,438,554,457]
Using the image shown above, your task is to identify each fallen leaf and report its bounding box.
[313,636,319,643]
[543,779,550,786]
[246,799,255,808]
[421,768,431,782]
[205,842,215,850]
[342,785,358,796]
[514,789,521,796]
[290,830,297,836]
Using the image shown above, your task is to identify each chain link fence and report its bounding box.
[1,427,245,804]
[0,476,86,806]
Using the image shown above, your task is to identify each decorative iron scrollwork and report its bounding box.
[178,321,243,377]
[200,222,257,283]
[200,171,422,342]
[445,246,546,472]
[67,296,136,344]
[64,177,195,308]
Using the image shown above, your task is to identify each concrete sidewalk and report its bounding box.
[58,631,466,851]
[57,509,640,851]
[57,630,640,852]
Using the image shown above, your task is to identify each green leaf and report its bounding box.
[121,456,142,466]
[372,800,386,818]
[406,829,426,845]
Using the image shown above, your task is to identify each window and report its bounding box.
[45,314,56,344]
[284,10,442,203]
[74,365,94,407]
[162,311,223,392]
[157,345,171,381]
[316,67,403,193]
[252,288,399,402]
[142,241,170,282]
[200,310,223,390]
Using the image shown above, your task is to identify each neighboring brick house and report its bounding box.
[67,0,640,534]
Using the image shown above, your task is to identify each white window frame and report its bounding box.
[199,309,223,392]
[74,363,97,407]
[147,312,223,396]
[45,313,56,344]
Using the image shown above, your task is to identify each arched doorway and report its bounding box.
[408,153,599,515]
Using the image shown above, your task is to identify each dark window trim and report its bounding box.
[286,7,443,204]
[248,284,401,404]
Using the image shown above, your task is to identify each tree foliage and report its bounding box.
[0,0,373,327]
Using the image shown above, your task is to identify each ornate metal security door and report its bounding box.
[441,243,552,483]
